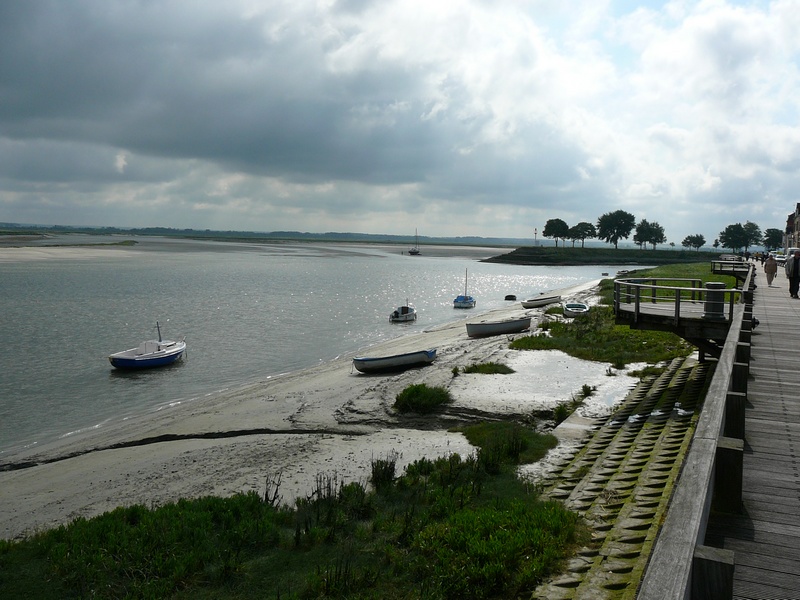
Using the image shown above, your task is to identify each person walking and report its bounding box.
[764,254,778,287]
[786,250,800,298]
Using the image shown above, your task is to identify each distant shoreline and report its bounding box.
[0,230,720,266]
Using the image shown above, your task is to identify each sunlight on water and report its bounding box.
[0,240,636,455]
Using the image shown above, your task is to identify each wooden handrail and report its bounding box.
[637,262,754,599]
[614,279,742,322]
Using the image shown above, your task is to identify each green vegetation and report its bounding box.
[0,426,582,600]
[485,246,720,266]
[511,305,693,367]
[393,383,454,414]
[455,422,559,467]
[461,362,515,374]
[514,261,738,368]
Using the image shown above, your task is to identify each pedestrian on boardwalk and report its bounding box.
[764,254,778,286]
[785,250,800,298]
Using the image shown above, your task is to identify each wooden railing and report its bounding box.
[614,277,742,324]
[637,263,755,599]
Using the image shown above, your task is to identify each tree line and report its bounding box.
[541,210,783,253]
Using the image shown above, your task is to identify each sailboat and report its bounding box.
[453,268,476,308]
[408,229,421,255]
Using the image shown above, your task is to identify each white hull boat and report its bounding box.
[562,302,590,318]
[109,322,186,369]
[453,268,476,309]
[390,303,417,322]
[521,294,561,309]
[352,349,437,373]
[466,316,532,338]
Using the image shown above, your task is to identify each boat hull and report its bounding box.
[109,341,186,369]
[389,305,417,322]
[466,317,531,338]
[562,302,590,318]
[353,349,436,373]
[453,295,476,309]
[520,294,561,308]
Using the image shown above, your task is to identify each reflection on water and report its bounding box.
[0,238,637,455]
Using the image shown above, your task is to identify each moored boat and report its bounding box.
[108,322,186,369]
[390,302,417,322]
[520,294,561,309]
[352,349,437,373]
[562,302,590,318]
[453,268,476,308]
[466,316,531,338]
[408,228,421,255]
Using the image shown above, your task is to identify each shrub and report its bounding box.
[394,384,453,414]
[462,362,515,374]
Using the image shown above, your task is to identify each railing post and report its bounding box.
[735,341,750,364]
[703,282,727,320]
[692,545,735,600]
[731,362,748,396]
[724,391,746,439]
[713,436,744,514]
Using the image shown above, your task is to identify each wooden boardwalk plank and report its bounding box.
[704,273,800,599]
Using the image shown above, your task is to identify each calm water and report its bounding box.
[0,237,630,456]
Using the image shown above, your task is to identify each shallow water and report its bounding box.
[0,237,634,455]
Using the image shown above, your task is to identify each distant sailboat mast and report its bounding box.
[409,229,420,255]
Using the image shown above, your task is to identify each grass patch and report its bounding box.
[461,362,515,374]
[393,383,454,414]
[1,424,583,600]
[456,421,559,467]
[511,305,693,367]
[513,305,692,366]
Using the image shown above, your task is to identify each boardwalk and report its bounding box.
[705,273,800,600]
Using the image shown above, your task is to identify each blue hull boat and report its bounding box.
[109,322,186,369]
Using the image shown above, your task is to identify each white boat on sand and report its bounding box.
[466,316,532,338]
[352,349,437,373]
[521,294,561,309]
[562,302,590,318]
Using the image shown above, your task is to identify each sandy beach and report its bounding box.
[0,245,640,541]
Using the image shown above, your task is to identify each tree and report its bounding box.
[742,221,762,250]
[597,210,636,249]
[763,228,783,251]
[567,222,597,248]
[718,223,749,252]
[681,234,706,251]
[633,219,666,250]
[542,218,569,247]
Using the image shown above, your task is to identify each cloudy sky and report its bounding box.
[1,1,798,243]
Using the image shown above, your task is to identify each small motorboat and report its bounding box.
[562,302,590,318]
[466,316,532,338]
[521,294,561,309]
[352,349,437,373]
[108,322,186,369]
[390,302,417,322]
[453,268,476,309]
[504,294,517,301]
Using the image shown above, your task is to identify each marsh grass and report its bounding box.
[393,383,453,414]
[0,424,582,600]
[511,305,693,367]
[461,361,515,374]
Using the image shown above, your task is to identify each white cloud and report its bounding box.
[0,0,798,242]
